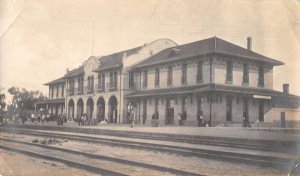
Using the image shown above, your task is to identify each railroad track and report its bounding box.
[2,124,299,153]
[0,137,204,176]
[0,128,296,169]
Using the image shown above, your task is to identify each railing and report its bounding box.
[68,89,75,96]
[129,82,138,89]
[106,82,117,91]
[84,86,94,94]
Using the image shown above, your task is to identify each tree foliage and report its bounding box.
[8,87,47,110]
[0,93,6,110]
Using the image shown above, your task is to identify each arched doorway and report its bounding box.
[108,96,118,123]
[77,99,84,120]
[86,98,94,123]
[97,97,105,122]
[68,99,74,120]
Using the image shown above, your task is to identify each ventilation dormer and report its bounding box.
[168,48,181,58]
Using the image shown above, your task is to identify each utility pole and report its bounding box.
[92,21,95,56]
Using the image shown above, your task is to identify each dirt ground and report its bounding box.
[0,149,99,176]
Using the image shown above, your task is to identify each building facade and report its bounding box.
[42,37,300,126]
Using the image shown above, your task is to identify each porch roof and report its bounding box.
[125,84,284,98]
[34,98,65,105]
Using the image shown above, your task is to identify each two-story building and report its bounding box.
[42,36,300,126]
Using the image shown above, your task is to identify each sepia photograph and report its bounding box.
[1,0,300,175]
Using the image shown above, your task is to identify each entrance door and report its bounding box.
[259,100,264,122]
[165,99,174,125]
[243,99,249,121]
[142,99,147,124]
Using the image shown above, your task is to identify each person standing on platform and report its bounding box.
[155,111,159,127]
[130,110,135,128]
[31,113,35,123]
[177,113,182,126]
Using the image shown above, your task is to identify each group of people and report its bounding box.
[30,113,50,123]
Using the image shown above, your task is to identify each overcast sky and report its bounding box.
[1,0,300,103]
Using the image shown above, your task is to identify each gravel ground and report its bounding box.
[0,149,99,176]
[0,132,292,176]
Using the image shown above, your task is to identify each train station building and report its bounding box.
[40,37,300,127]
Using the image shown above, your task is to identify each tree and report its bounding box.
[0,93,6,118]
[8,87,46,111]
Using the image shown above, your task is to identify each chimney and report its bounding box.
[283,84,289,94]
[247,37,252,51]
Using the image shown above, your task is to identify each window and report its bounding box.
[243,64,249,84]
[98,74,105,90]
[56,85,58,97]
[61,85,64,97]
[197,62,203,83]
[167,66,172,86]
[69,79,74,95]
[181,64,187,85]
[129,71,135,88]
[51,86,54,98]
[143,71,148,88]
[102,74,105,90]
[155,68,160,87]
[110,71,117,89]
[91,76,94,91]
[114,72,118,88]
[226,61,233,82]
[98,74,101,89]
[78,78,81,94]
[226,96,232,121]
[258,66,264,87]
[87,77,91,90]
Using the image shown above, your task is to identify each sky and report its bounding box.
[1,0,300,103]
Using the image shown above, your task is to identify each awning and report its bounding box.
[35,98,65,105]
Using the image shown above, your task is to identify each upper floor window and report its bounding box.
[155,68,160,87]
[143,71,148,88]
[97,74,105,90]
[197,62,203,83]
[226,61,233,83]
[78,79,81,93]
[98,74,103,90]
[61,85,64,97]
[69,79,75,95]
[110,71,118,89]
[129,71,135,88]
[87,76,94,92]
[243,64,249,84]
[258,66,264,87]
[56,85,59,97]
[91,76,94,91]
[181,64,187,85]
[51,86,54,98]
[167,66,173,86]
[102,74,105,90]
[87,77,91,90]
